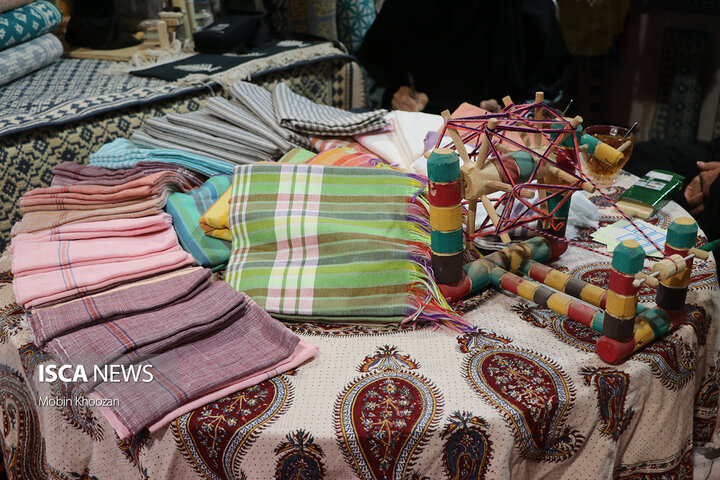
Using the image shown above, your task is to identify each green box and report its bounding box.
[616,169,685,219]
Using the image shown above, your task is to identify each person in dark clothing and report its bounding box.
[625,138,720,271]
[357,0,570,114]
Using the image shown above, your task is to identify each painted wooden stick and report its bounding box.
[601,240,645,344]
[481,195,511,244]
[657,217,697,327]
[518,259,608,308]
[427,148,464,284]
[534,91,544,148]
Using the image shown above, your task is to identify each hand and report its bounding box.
[479,99,501,113]
[391,86,428,112]
[684,161,720,216]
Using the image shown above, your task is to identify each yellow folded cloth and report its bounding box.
[199,187,232,241]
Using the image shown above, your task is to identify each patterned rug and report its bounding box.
[0,58,205,140]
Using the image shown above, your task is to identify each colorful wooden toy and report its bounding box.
[429,94,705,364]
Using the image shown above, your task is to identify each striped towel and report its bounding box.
[11,213,196,308]
[166,111,281,156]
[51,161,207,188]
[310,135,376,156]
[91,295,301,437]
[89,138,235,176]
[203,96,296,152]
[225,163,466,328]
[273,82,388,136]
[166,175,232,269]
[277,147,317,164]
[143,116,272,164]
[228,80,313,150]
[27,267,210,347]
[11,195,167,236]
[47,280,248,392]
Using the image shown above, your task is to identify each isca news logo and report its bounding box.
[38,364,154,383]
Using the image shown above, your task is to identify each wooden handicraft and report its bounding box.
[429,93,709,364]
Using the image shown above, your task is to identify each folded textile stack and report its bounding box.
[18,170,191,214]
[166,174,232,269]
[51,161,207,189]
[11,213,195,309]
[0,1,63,86]
[224,162,468,329]
[24,265,315,438]
[273,82,388,136]
[89,138,236,176]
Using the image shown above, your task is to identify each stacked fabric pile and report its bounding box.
[12,167,193,236]
[10,160,316,439]
[0,0,63,86]
[129,80,390,165]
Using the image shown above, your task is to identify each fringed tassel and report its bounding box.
[404,189,472,332]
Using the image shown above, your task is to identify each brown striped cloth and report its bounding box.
[11,195,166,236]
[92,295,300,436]
[27,267,209,347]
[19,170,190,213]
[51,161,207,189]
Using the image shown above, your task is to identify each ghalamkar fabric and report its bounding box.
[166,174,233,269]
[225,163,463,328]
[0,33,62,87]
[0,0,61,52]
[273,82,388,136]
[0,0,33,14]
[0,181,718,477]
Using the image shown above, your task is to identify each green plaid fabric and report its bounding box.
[226,163,458,325]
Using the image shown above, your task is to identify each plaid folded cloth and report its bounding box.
[225,163,466,328]
[273,82,388,136]
[11,195,167,236]
[277,147,317,164]
[91,294,301,437]
[147,338,317,435]
[166,175,232,269]
[47,280,248,392]
[199,146,394,243]
[228,81,313,150]
[143,116,272,164]
[27,267,209,347]
[166,111,281,157]
[51,161,207,189]
[204,96,295,152]
[89,138,235,177]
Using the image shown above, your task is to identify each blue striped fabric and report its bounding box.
[165,175,232,269]
[89,138,235,177]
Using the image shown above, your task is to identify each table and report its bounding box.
[0,172,718,479]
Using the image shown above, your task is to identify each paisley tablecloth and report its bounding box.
[0,172,718,479]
